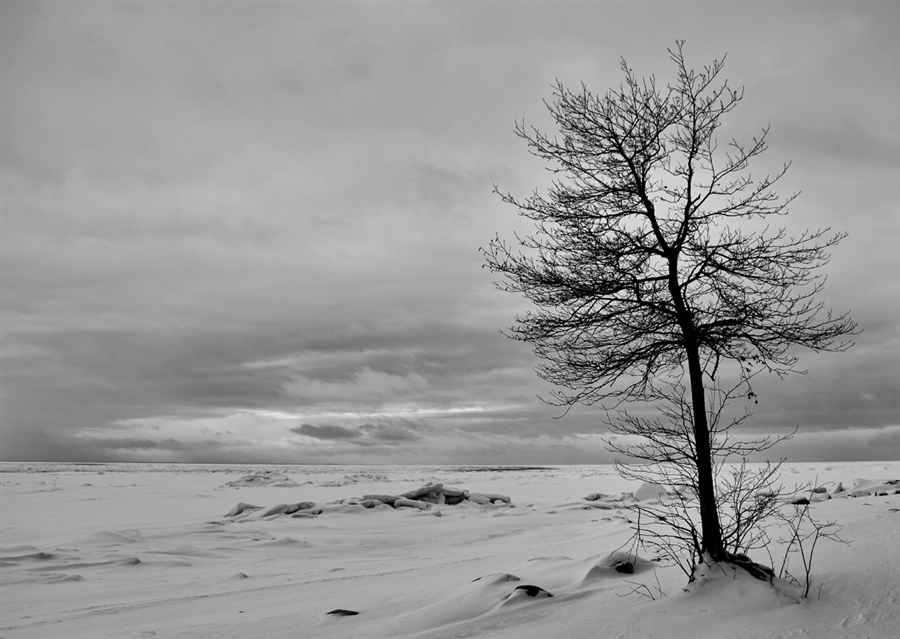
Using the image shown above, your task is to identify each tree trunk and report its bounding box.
[668,253,726,563]
[684,338,726,562]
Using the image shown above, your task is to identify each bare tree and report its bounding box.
[607,375,790,580]
[775,500,849,598]
[483,42,856,567]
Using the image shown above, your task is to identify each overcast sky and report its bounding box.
[2,1,898,465]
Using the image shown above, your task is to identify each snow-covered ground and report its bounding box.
[1,461,897,638]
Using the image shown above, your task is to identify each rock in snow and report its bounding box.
[225,482,512,520]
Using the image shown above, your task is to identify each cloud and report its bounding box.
[71,437,222,453]
[289,424,360,441]
[358,420,429,443]
[1,1,896,463]
[27,403,899,465]
[288,418,430,448]
[282,368,429,407]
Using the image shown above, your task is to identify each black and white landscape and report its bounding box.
[1,462,898,638]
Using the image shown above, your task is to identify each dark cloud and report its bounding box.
[287,418,430,447]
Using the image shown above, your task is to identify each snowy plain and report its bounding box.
[1,461,897,639]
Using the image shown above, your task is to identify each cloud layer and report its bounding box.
[1,2,897,463]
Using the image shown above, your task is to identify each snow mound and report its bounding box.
[583,481,670,505]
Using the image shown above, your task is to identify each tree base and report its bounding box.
[725,552,776,582]
[692,552,775,583]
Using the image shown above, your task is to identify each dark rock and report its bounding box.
[726,553,775,582]
[327,609,359,616]
[598,551,648,575]
[513,585,553,598]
